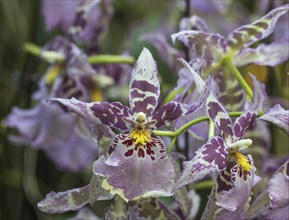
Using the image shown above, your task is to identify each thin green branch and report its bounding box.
[168,137,176,153]
[223,58,253,99]
[23,42,135,64]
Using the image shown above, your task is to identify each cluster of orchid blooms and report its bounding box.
[4,1,289,219]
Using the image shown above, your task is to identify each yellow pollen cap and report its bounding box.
[45,64,62,85]
[232,152,251,172]
[129,129,151,145]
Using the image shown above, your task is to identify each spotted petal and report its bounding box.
[149,80,210,129]
[233,74,267,140]
[178,58,234,140]
[175,137,229,189]
[259,104,289,134]
[227,4,289,52]
[233,40,289,67]
[172,30,226,61]
[93,134,175,201]
[129,48,160,116]
[50,98,134,130]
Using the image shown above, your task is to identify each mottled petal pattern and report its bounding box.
[175,137,229,189]
[233,74,267,140]
[172,30,226,61]
[93,134,175,201]
[227,4,289,52]
[129,48,160,116]
[50,98,134,130]
[259,104,289,134]
[179,15,208,32]
[233,40,289,67]
[37,186,90,214]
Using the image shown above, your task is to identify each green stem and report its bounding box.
[208,120,215,138]
[88,54,135,64]
[223,58,253,100]
[152,111,261,138]
[23,42,135,64]
[192,179,214,190]
[168,137,176,153]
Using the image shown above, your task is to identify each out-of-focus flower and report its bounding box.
[172,4,289,72]
[50,48,210,201]
[42,0,113,45]
[175,59,266,213]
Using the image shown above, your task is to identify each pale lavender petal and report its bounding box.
[259,104,289,134]
[41,0,77,31]
[227,4,289,51]
[93,134,175,201]
[45,123,98,171]
[172,30,226,61]
[50,98,134,130]
[215,207,246,220]
[129,48,160,116]
[266,205,289,220]
[233,74,267,140]
[179,15,208,32]
[175,137,229,189]
[37,186,90,214]
[268,160,289,209]
[234,40,289,67]
[5,101,75,149]
[216,158,261,212]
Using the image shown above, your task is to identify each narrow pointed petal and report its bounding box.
[175,137,229,189]
[172,30,226,61]
[233,74,267,140]
[178,58,234,140]
[37,186,90,214]
[227,4,289,52]
[129,48,160,116]
[259,104,289,134]
[149,80,210,129]
[50,98,134,130]
[93,134,175,201]
[233,40,289,67]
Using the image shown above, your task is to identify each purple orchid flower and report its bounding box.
[42,0,113,45]
[172,4,289,71]
[50,48,210,201]
[175,59,266,213]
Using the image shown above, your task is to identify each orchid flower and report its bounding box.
[50,48,210,201]
[175,59,266,213]
[172,4,289,71]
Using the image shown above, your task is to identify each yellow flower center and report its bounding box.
[45,64,62,85]
[232,152,251,172]
[91,87,103,102]
[129,129,151,146]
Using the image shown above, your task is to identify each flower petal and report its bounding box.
[50,98,134,130]
[233,74,267,140]
[93,134,175,201]
[172,30,226,61]
[129,48,160,116]
[233,40,289,67]
[38,186,90,214]
[149,81,210,130]
[215,157,260,212]
[179,15,208,32]
[175,137,229,189]
[226,4,289,52]
[259,104,289,134]
[178,58,234,140]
